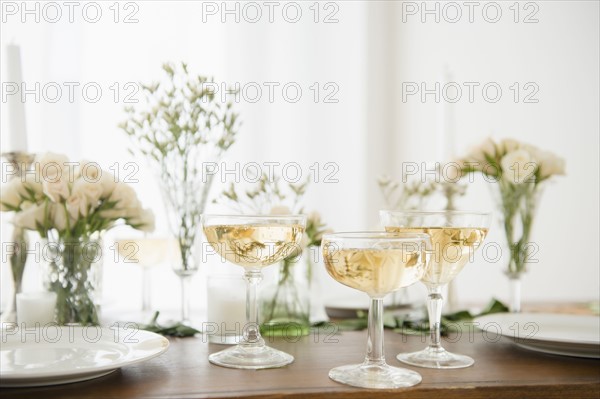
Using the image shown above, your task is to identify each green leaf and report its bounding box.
[443,310,473,321]
[478,298,509,316]
[137,311,200,337]
[336,318,368,331]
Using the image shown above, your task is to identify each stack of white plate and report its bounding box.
[0,325,169,387]
[475,313,600,359]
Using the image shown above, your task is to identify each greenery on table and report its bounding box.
[330,298,509,335]
[139,311,200,338]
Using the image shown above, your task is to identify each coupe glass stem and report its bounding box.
[180,275,191,323]
[427,285,444,350]
[365,297,385,366]
[242,269,265,348]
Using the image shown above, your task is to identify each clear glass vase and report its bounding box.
[43,233,103,325]
[1,227,28,323]
[506,272,523,313]
[160,171,215,324]
[490,181,542,313]
[260,248,311,337]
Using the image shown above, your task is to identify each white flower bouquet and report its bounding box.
[459,138,565,278]
[1,152,154,325]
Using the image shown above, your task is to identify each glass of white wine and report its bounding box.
[115,236,177,314]
[202,214,306,369]
[321,232,431,389]
[380,210,491,369]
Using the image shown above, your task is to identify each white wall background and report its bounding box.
[1,1,598,319]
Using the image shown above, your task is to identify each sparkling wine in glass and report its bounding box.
[202,214,306,369]
[322,232,431,389]
[381,210,491,369]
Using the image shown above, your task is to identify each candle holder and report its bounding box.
[1,151,35,323]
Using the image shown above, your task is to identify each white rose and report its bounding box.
[77,160,103,182]
[269,205,292,215]
[500,149,536,184]
[109,183,140,209]
[66,191,89,219]
[99,171,117,198]
[22,173,44,198]
[129,208,155,232]
[19,200,35,210]
[474,137,497,159]
[536,151,566,179]
[464,138,497,171]
[42,178,70,203]
[71,178,102,209]
[500,138,521,154]
[0,178,25,211]
[34,152,70,181]
[13,204,46,230]
[101,182,142,220]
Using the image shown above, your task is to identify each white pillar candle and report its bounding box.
[5,44,28,152]
[16,292,57,328]
[437,66,456,161]
[206,275,246,344]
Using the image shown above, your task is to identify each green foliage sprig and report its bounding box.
[120,62,240,270]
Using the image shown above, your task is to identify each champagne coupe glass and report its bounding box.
[115,234,176,314]
[321,232,431,389]
[380,210,491,369]
[202,214,306,369]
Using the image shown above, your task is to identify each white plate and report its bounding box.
[0,325,169,387]
[474,313,600,358]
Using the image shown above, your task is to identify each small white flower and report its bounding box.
[500,149,536,184]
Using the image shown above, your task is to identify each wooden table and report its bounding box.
[2,326,599,399]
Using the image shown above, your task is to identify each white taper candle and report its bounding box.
[5,44,28,152]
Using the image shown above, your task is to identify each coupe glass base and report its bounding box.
[397,346,474,369]
[208,344,294,369]
[329,363,422,389]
